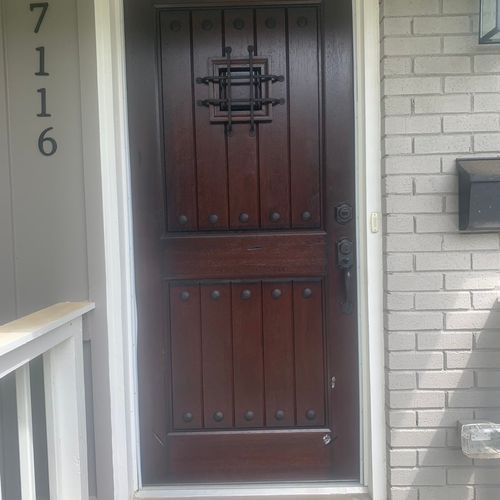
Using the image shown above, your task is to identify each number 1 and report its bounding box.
[35,47,49,76]
[37,88,51,117]
[29,3,49,33]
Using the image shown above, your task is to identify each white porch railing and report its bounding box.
[0,302,95,500]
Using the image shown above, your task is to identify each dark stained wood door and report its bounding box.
[124,0,358,485]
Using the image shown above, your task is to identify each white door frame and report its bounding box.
[92,0,385,498]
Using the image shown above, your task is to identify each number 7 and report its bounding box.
[29,3,49,34]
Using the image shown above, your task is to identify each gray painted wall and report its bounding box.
[0,0,110,498]
[0,0,16,324]
[0,0,88,321]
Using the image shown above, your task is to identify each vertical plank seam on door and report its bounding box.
[221,10,231,226]
[160,14,171,233]
[167,282,175,429]
[158,14,169,236]
[315,6,322,230]
[253,9,262,229]
[197,283,205,428]
[285,8,292,231]
[321,278,328,427]
[262,281,268,426]
[316,6,324,229]
[228,282,235,427]
[188,11,200,230]
[291,280,298,426]
[259,280,266,427]
[252,8,260,230]
[229,282,236,427]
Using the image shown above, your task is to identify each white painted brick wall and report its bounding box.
[417,332,473,350]
[388,371,417,390]
[475,94,500,112]
[390,410,418,428]
[413,16,470,34]
[415,95,472,114]
[381,0,500,497]
[420,486,474,500]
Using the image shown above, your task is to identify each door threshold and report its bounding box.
[135,483,370,500]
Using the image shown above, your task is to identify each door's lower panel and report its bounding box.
[168,279,326,432]
[166,429,334,483]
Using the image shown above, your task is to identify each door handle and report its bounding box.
[337,238,354,315]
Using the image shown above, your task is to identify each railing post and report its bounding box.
[43,319,89,500]
[16,364,37,500]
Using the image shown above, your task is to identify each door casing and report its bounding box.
[97,0,387,496]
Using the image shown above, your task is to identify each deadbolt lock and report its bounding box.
[335,203,353,225]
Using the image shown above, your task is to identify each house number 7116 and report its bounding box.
[30,2,58,157]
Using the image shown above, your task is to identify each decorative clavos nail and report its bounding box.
[301,211,312,222]
[233,18,245,30]
[265,17,277,29]
[178,214,188,225]
[272,288,282,299]
[241,289,252,300]
[211,290,221,300]
[275,409,285,421]
[170,20,182,31]
[208,214,219,224]
[180,291,191,301]
[201,19,213,31]
[306,408,316,420]
[213,411,224,422]
[297,16,308,27]
[270,212,281,222]
[239,212,249,223]
[182,412,193,423]
[244,410,255,421]
[302,288,313,299]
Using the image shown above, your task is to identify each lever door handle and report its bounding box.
[342,269,353,314]
[337,238,354,315]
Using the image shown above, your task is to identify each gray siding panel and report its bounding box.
[0,0,17,324]
[0,0,103,497]
[2,0,88,316]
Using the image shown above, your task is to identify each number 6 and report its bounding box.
[38,127,58,156]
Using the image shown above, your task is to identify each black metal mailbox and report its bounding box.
[458,158,500,231]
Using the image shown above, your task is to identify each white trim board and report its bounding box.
[352,1,386,499]
[92,0,384,498]
[92,0,139,498]
[135,484,370,499]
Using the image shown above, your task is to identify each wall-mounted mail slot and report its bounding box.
[458,158,500,231]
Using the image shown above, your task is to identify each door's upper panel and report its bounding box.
[160,7,322,232]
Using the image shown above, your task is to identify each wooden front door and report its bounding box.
[125,0,358,485]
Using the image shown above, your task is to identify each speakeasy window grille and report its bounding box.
[196,45,285,135]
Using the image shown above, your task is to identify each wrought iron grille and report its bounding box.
[196,45,285,136]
